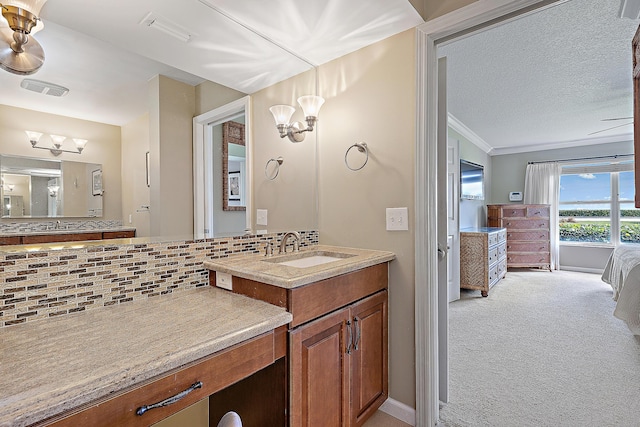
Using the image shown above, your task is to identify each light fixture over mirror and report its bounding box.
[269,95,324,143]
[26,131,88,156]
[0,0,48,75]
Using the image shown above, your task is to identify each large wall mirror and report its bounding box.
[1,154,103,218]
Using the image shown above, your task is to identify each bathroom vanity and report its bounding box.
[0,288,292,427]
[204,245,395,427]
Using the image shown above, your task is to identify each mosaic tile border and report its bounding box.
[0,230,318,328]
[0,220,124,234]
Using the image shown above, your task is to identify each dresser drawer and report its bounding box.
[507,253,550,264]
[506,230,549,241]
[497,229,507,243]
[488,232,498,246]
[502,207,527,218]
[497,242,507,258]
[488,247,499,264]
[489,263,499,285]
[506,241,550,253]
[502,219,549,230]
[526,206,550,218]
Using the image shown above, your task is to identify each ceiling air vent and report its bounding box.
[20,79,69,97]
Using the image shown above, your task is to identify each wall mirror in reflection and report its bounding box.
[1,154,103,218]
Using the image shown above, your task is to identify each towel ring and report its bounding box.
[265,156,284,180]
[345,142,369,171]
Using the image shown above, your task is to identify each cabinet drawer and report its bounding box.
[488,247,499,264]
[22,232,103,244]
[502,219,549,230]
[498,259,507,277]
[497,229,507,243]
[507,253,550,264]
[488,263,499,284]
[506,230,549,241]
[103,230,136,239]
[502,207,527,218]
[0,236,21,245]
[47,331,280,427]
[487,232,498,246]
[497,242,507,258]
[526,206,550,218]
[506,241,550,253]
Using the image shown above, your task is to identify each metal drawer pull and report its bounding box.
[346,320,353,354]
[353,317,361,351]
[136,381,203,416]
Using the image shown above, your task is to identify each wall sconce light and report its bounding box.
[26,131,88,156]
[269,95,325,143]
[3,183,14,192]
[0,0,48,75]
[48,184,58,198]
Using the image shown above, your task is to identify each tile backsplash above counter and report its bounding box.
[0,230,318,327]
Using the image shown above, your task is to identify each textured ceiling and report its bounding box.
[439,0,640,154]
[0,0,422,126]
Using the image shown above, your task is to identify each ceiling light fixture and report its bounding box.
[139,12,192,43]
[269,96,325,143]
[0,0,47,75]
[26,131,88,156]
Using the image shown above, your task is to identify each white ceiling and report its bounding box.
[0,0,422,126]
[439,0,640,155]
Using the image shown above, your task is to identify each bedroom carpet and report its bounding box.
[438,269,640,427]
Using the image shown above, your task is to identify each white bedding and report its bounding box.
[602,246,640,334]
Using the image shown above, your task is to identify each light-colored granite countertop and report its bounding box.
[0,287,292,427]
[203,245,396,289]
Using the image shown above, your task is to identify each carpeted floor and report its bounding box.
[439,269,640,427]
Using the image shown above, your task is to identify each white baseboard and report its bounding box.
[559,266,604,275]
[380,398,416,426]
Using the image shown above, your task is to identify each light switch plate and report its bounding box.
[256,209,268,226]
[386,207,409,231]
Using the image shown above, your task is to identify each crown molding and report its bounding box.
[447,113,494,154]
[490,133,634,155]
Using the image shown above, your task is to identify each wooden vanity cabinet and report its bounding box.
[211,263,389,427]
[0,229,135,245]
[290,290,387,427]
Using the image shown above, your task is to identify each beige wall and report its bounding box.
[148,76,195,239]
[316,29,417,406]
[0,104,122,221]
[251,70,318,233]
[195,81,246,117]
[121,113,151,237]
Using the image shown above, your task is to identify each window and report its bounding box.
[559,161,640,245]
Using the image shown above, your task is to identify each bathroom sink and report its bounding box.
[263,251,355,268]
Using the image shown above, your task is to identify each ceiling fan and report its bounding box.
[588,116,634,136]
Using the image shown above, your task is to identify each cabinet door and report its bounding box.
[350,291,388,427]
[289,307,351,427]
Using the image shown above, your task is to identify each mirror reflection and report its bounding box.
[1,154,103,218]
[222,120,246,211]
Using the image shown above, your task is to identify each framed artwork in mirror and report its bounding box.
[92,169,103,196]
[222,121,246,211]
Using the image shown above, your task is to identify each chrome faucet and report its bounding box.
[279,231,300,254]
[55,220,61,230]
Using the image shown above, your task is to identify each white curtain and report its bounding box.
[523,162,562,270]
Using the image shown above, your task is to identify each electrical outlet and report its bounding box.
[386,207,409,231]
[256,209,268,225]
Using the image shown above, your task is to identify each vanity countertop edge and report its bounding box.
[0,287,292,427]
[203,245,396,289]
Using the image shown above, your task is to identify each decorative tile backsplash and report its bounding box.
[0,220,124,234]
[0,230,318,327]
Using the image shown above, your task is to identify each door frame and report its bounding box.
[414,0,562,425]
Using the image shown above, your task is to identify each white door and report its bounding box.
[447,137,460,302]
[436,56,449,403]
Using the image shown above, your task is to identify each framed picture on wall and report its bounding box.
[228,171,240,201]
[92,169,103,196]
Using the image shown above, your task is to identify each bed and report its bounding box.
[602,246,640,334]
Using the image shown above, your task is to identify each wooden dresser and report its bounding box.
[487,204,551,271]
[460,227,507,297]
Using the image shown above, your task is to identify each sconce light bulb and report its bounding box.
[297,95,325,119]
[50,134,66,150]
[73,138,88,153]
[269,104,295,126]
[25,130,42,145]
